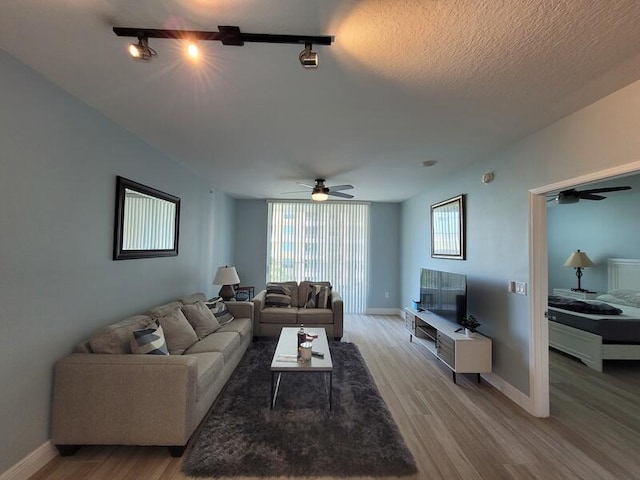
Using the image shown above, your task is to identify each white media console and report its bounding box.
[404,308,492,383]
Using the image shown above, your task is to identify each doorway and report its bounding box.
[528,160,640,417]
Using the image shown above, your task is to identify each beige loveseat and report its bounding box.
[252,281,343,339]
[51,293,253,457]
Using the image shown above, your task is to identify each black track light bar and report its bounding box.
[113,26,334,47]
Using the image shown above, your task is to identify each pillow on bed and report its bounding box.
[597,290,640,308]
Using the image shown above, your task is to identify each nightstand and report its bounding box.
[553,288,599,300]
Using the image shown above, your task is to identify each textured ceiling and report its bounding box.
[3,0,640,201]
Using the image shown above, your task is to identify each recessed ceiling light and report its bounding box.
[421,160,437,167]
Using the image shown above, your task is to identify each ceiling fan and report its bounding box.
[286,178,354,201]
[549,186,631,204]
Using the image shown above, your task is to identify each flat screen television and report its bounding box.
[417,268,467,324]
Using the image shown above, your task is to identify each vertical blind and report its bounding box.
[123,192,176,250]
[267,200,369,313]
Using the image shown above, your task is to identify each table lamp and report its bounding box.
[563,249,594,292]
[213,266,240,301]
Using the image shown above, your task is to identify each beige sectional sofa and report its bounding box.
[51,293,253,457]
[252,281,343,339]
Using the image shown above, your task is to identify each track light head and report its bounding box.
[128,35,156,61]
[299,42,318,68]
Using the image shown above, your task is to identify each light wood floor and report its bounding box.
[30,314,640,480]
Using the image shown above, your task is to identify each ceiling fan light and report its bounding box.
[311,187,329,201]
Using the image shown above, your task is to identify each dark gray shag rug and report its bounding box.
[182,340,417,477]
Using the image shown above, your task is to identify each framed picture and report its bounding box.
[431,194,465,260]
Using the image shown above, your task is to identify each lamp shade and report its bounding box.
[213,266,240,286]
[563,250,594,268]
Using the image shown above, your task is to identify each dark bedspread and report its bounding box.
[548,295,622,315]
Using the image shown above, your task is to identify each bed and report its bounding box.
[548,258,640,371]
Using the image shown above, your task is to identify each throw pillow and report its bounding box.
[207,300,235,326]
[181,301,220,339]
[155,308,199,355]
[130,320,169,355]
[305,284,332,309]
[265,283,292,308]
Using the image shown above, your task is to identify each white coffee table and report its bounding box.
[270,327,333,409]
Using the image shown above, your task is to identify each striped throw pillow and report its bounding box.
[265,283,292,308]
[305,284,331,309]
[206,300,235,326]
[130,320,169,355]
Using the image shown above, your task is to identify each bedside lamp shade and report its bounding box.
[563,249,594,292]
[213,266,240,301]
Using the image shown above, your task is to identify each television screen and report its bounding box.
[419,268,467,324]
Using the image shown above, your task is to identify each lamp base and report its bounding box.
[218,284,236,301]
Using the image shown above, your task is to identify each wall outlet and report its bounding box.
[384,291,389,298]
[515,281,527,295]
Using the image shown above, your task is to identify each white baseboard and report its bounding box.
[483,372,534,415]
[366,308,402,316]
[0,440,57,480]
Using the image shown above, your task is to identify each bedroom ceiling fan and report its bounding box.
[285,178,354,201]
[549,186,631,204]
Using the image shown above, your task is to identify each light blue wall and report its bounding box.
[0,52,235,473]
[234,200,269,292]
[548,181,640,293]
[401,79,640,396]
[233,200,401,309]
[369,203,401,309]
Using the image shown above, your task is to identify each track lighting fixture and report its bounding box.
[299,42,318,68]
[128,35,157,61]
[114,26,333,67]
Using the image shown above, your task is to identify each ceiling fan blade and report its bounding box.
[579,194,606,200]
[328,191,354,199]
[281,190,311,194]
[580,186,631,195]
[296,182,315,189]
[328,184,354,191]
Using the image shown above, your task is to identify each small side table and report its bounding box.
[235,286,255,301]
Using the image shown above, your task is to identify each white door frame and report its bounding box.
[528,160,640,417]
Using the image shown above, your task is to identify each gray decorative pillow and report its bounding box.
[265,283,292,308]
[89,314,153,354]
[155,308,199,355]
[130,320,169,355]
[182,301,220,339]
[207,300,235,326]
[305,284,331,309]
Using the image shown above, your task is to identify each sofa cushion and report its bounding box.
[89,314,153,354]
[265,283,293,308]
[150,301,184,318]
[187,352,225,397]
[180,292,208,305]
[155,308,199,355]
[130,320,169,355]
[304,284,332,309]
[297,308,334,325]
[216,317,253,339]
[184,332,241,360]
[182,302,220,339]
[261,306,300,324]
[207,301,235,326]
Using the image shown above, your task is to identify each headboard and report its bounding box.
[608,258,640,291]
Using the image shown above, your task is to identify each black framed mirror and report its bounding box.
[113,176,180,260]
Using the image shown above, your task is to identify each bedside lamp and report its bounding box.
[563,249,594,292]
[213,266,240,301]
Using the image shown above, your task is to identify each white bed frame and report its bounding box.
[549,258,640,371]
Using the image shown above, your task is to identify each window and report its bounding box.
[267,200,369,313]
